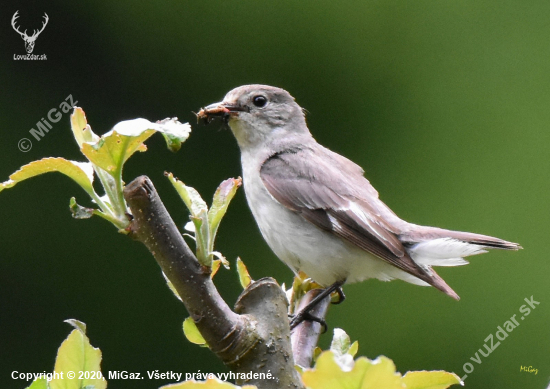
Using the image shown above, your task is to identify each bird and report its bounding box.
[197,84,521,325]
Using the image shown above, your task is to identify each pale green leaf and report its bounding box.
[160,378,256,388]
[0,158,95,197]
[167,173,210,266]
[207,177,242,241]
[301,352,404,389]
[81,129,154,174]
[187,190,208,218]
[69,197,95,219]
[211,251,229,268]
[109,118,161,137]
[156,117,192,152]
[78,115,190,173]
[210,259,222,279]
[70,107,87,147]
[190,215,210,266]
[163,272,182,302]
[358,356,404,389]
[301,352,367,389]
[330,328,351,356]
[348,341,359,357]
[330,329,355,371]
[26,378,48,389]
[313,347,323,362]
[210,252,229,278]
[402,371,462,389]
[91,118,190,167]
[183,317,208,347]
[70,107,99,147]
[65,319,87,334]
[50,321,106,389]
[111,117,190,150]
[288,273,324,314]
[167,173,208,217]
[236,257,252,289]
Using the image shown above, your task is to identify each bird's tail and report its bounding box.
[398,226,521,300]
[401,226,522,250]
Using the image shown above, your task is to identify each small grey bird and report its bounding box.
[198,84,520,305]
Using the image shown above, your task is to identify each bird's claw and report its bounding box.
[289,312,328,333]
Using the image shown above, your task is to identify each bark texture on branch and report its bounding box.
[124,176,304,389]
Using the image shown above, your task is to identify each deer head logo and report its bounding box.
[11,11,49,54]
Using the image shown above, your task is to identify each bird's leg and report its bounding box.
[289,280,345,330]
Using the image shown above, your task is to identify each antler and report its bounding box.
[30,13,49,38]
[11,11,27,38]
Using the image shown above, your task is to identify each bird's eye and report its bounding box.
[252,95,268,107]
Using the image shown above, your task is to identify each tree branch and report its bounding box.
[290,289,331,367]
[124,176,304,389]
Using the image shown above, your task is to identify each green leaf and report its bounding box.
[0,158,95,196]
[402,371,462,389]
[301,352,404,389]
[80,117,190,175]
[69,197,94,219]
[2,107,188,233]
[236,257,252,289]
[163,273,183,302]
[211,252,230,270]
[75,112,191,174]
[81,128,154,174]
[191,216,210,266]
[210,259,222,279]
[70,107,99,148]
[156,117,192,152]
[313,347,323,362]
[160,378,256,388]
[288,273,324,314]
[348,341,359,357]
[207,178,242,242]
[219,253,231,268]
[168,174,208,216]
[50,320,106,389]
[167,173,210,266]
[329,329,355,372]
[183,317,208,347]
[301,351,462,389]
[167,174,237,269]
[70,107,87,147]
[26,378,48,389]
[65,319,87,334]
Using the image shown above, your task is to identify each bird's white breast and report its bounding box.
[240,149,419,287]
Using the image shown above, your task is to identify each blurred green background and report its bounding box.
[1,1,548,388]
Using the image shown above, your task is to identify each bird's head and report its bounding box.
[197,84,309,149]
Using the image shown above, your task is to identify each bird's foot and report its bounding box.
[289,280,345,330]
[330,286,346,304]
[289,312,327,333]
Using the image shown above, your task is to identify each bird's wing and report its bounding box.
[259,144,459,299]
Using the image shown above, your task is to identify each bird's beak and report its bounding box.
[196,102,249,124]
